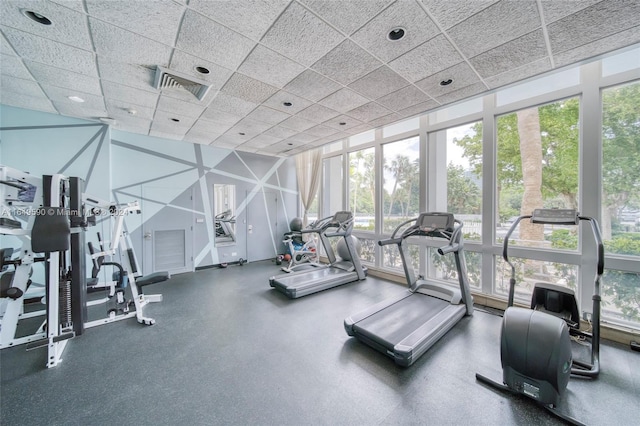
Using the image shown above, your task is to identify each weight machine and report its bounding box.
[0,165,169,368]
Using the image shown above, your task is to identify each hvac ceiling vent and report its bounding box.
[153,66,211,100]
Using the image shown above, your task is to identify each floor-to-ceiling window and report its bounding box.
[314,43,640,333]
[601,80,640,329]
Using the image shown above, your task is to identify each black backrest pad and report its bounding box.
[31,209,70,253]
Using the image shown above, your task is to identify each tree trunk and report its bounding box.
[517,108,544,244]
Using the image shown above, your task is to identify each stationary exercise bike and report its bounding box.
[280,217,320,273]
[476,208,603,425]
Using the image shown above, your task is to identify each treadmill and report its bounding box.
[344,212,473,367]
[269,211,367,299]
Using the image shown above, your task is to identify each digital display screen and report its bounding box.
[333,211,352,223]
[418,213,452,230]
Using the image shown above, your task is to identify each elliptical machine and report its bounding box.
[476,208,603,425]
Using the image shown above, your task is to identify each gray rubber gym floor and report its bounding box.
[1,260,638,425]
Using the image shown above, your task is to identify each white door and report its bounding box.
[142,186,194,275]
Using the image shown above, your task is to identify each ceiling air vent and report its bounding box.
[153,66,211,100]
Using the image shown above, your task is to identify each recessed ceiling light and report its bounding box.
[239,132,246,136]
[339,122,346,126]
[440,79,453,86]
[195,66,210,74]
[68,95,85,103]
[287,143,293,146]
[387,27,405,41]
[170,118,180,122]
[22,10,52,25]
[283,102,293,107]
[127,108,137,115]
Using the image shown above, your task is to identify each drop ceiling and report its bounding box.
[1,0,639,157]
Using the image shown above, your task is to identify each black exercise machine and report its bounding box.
[476,208,603,425]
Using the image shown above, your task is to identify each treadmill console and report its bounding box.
[417,213,454,232]
[332,211,353,224]
[531,209,579,225]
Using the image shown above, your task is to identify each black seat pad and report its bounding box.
[137,271,170,287]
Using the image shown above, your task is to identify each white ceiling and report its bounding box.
[1,0,639,157]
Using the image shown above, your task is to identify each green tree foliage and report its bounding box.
[349,149,375,217]
[447,163,481,215]
[602,83,640,235]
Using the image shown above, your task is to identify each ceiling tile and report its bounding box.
[25,60,102,95]
[263,91,313,114]
[348,66,410,99]
[301,0,391,35]
[53,101,107,120]
[1,54,30,79]
[238,45,305,89]
[89,19,172,67]
[283,70,341,102]
[323,114,363,131]
[106,99,155,121]
[470,29,547,78]
[189,0,289,40]
[102,80,159,109]
[1,32,16,55]
[541,0,601,24]
[227,117,273,138]
[285,133,318,144]
[397,99,439,118]
[260,2,344,66]
[169,50,233,92]
[351,0,440,62]
[208,92,259,116]
[415,62,482,98]
[220,73,279,104]
[241,134,281,148]
[149,129,185,141]
[447,0,541,59]
[318,88,369,113]
[0,91,56,113]
[49,0,85,13]
[41,83,105,111]
[553,25,640,68]
[0,0,92,50]
[184,128,218,146]
[548,1,640,55]
[157,95,206,117]
[304,124,340,138]
[193,119,235,136]
[245,106,291,125]
[97,58,156,92]
[346,101,392,122]
[200,107,243,126]
[2,74,42,98]
[215,131,252,146]
[153,109,196,130]
[111,114,151,134]
[2,27,97,76]
[434,81,486,105]
[377,85,430,111]
[85,0,184,46]
[420,0,498,29]
[296,104,341,123]
[263,125,298,139]
[311,39,382,85]
[279,115,317,132]
[485,57,551,89]
[389,34,463,82]
[366,113,402,129]
[176,10,255,70]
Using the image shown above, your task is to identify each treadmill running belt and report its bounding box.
[353,294,450,349]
